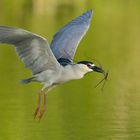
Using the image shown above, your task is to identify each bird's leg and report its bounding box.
[34,90,43,119]
[38,92,47,120]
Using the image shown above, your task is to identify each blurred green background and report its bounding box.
[0,0,140,140]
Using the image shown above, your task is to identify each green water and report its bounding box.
[0,0,140,140]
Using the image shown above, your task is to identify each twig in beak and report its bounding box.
[94,70,109,90]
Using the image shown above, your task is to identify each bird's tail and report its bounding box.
[21,77,35,84]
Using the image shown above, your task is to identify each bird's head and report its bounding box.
[77,61,104,74]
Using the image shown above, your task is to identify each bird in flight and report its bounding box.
[0,10,105,120]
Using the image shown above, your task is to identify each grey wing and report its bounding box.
[50,10,93,61]
[0,26,61,75]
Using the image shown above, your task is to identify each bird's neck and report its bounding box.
[62,64,87,81]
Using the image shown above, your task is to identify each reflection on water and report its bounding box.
[0,0,140,140]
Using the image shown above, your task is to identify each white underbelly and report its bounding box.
[35,65,84,87]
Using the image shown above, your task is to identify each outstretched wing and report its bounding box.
[50,10,93,61]
[0,26,61,75]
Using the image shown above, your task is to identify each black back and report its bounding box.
[57,58,72,66]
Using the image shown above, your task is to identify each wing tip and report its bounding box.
[87,9,93,14]
[80,9,93,22]
[85,9,93,19]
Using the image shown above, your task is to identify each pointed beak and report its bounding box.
[92,66,104,74]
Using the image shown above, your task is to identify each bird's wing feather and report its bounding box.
[50,10,93,61]
[0,26,61,74]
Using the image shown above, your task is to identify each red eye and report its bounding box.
[87,64,91,68]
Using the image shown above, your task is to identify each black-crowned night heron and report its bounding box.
[0,10,105,120]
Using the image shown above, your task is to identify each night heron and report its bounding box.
[0,10,105,120]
